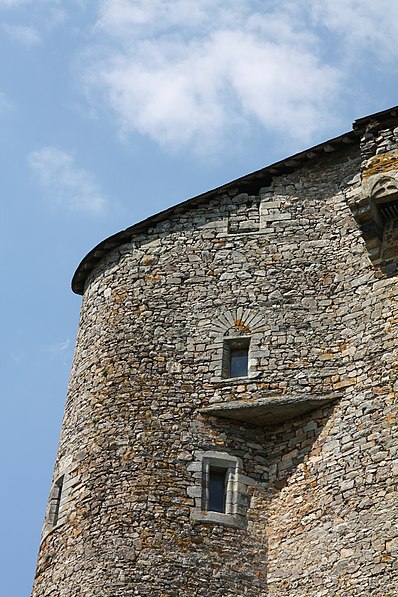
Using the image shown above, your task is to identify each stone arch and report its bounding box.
[209,308,267,338]
[203,309,268,381]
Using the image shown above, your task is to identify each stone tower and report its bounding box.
[32,107,398,596]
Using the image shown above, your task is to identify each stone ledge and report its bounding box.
[191,509,247,529]
[201,394,341,426]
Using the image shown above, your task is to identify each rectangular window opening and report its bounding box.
[208,467,228,513]
[52,475,64,526]
[193,453,247,527]
[222,338,250,378]
[230,347,249,378]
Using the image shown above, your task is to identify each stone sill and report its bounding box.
[201,394,341,426]
[210,374,261,386]
[191,509,246,529]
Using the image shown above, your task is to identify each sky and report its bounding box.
[1,1,398,594]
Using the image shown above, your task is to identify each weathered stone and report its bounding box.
[32,106,398,597]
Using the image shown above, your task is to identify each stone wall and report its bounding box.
[32,117,398,596]
[266,120,398,595]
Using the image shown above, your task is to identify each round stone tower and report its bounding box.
[33,107,398,596]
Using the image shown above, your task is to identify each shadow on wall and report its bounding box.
[252,403,337,593]
[200,402,337,595]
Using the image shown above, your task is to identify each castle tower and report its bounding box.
[32,107,398,596]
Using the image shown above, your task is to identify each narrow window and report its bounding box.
[190,451,250,528]
[222,338,250,378]
[208,467,227,513]
[230,347,248,377]
[52,475,64,526]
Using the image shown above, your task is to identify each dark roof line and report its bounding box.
[72,105,398,295]
[353,105,398,131]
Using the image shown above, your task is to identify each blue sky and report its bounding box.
[1,1,397,594]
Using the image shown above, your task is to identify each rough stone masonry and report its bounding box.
[32,106,398,596]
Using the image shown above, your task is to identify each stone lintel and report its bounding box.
[201,395,340,426]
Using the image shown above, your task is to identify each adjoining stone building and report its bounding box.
[32,106,398,596]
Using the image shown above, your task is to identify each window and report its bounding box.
[42,463,81,538]
[222,337,250,378]
[230,347,249,377]
[202,454,239,518]
[208,467,228,513]
[50,475,64,527]
[189,450,254,528]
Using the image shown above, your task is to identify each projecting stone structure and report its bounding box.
[33,106,398,596]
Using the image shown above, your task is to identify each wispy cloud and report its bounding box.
[309,0,398,63]
[76,0,398,154]
[0,0,67,41]
[79,0,340,153]
[27,147,108,214]
[41,338,72,367]
[0,0,30,6]
[2,23,41,45]
[44,338,70,356]
[0,0,64,8]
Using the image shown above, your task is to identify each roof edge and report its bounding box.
[353,105,398,131]
[72,128,359,294]
[72,104,398,295]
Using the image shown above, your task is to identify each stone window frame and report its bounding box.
[210,333,262,382]
[43,473,67,536]
[41,465,80,538]
[205,309,266,383]
[188,450,254,529]
[51,475,64,526]
[222,336,250,379]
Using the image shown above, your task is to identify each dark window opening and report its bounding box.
[208,467,227,513]
[230,347,249,377]
[222,338,250,378]
[53,476,64,526]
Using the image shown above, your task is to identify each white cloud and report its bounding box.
[96,0,245,39]
[77,0,398,153]
[2,23,41,45]
[0,0,64,7]
[28,147,108,214]
[93,33,338,151]
[308,0,398,62]
[81,0,342,153]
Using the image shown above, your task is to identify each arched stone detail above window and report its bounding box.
[205,309,266,382]
[209,309,267,338]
